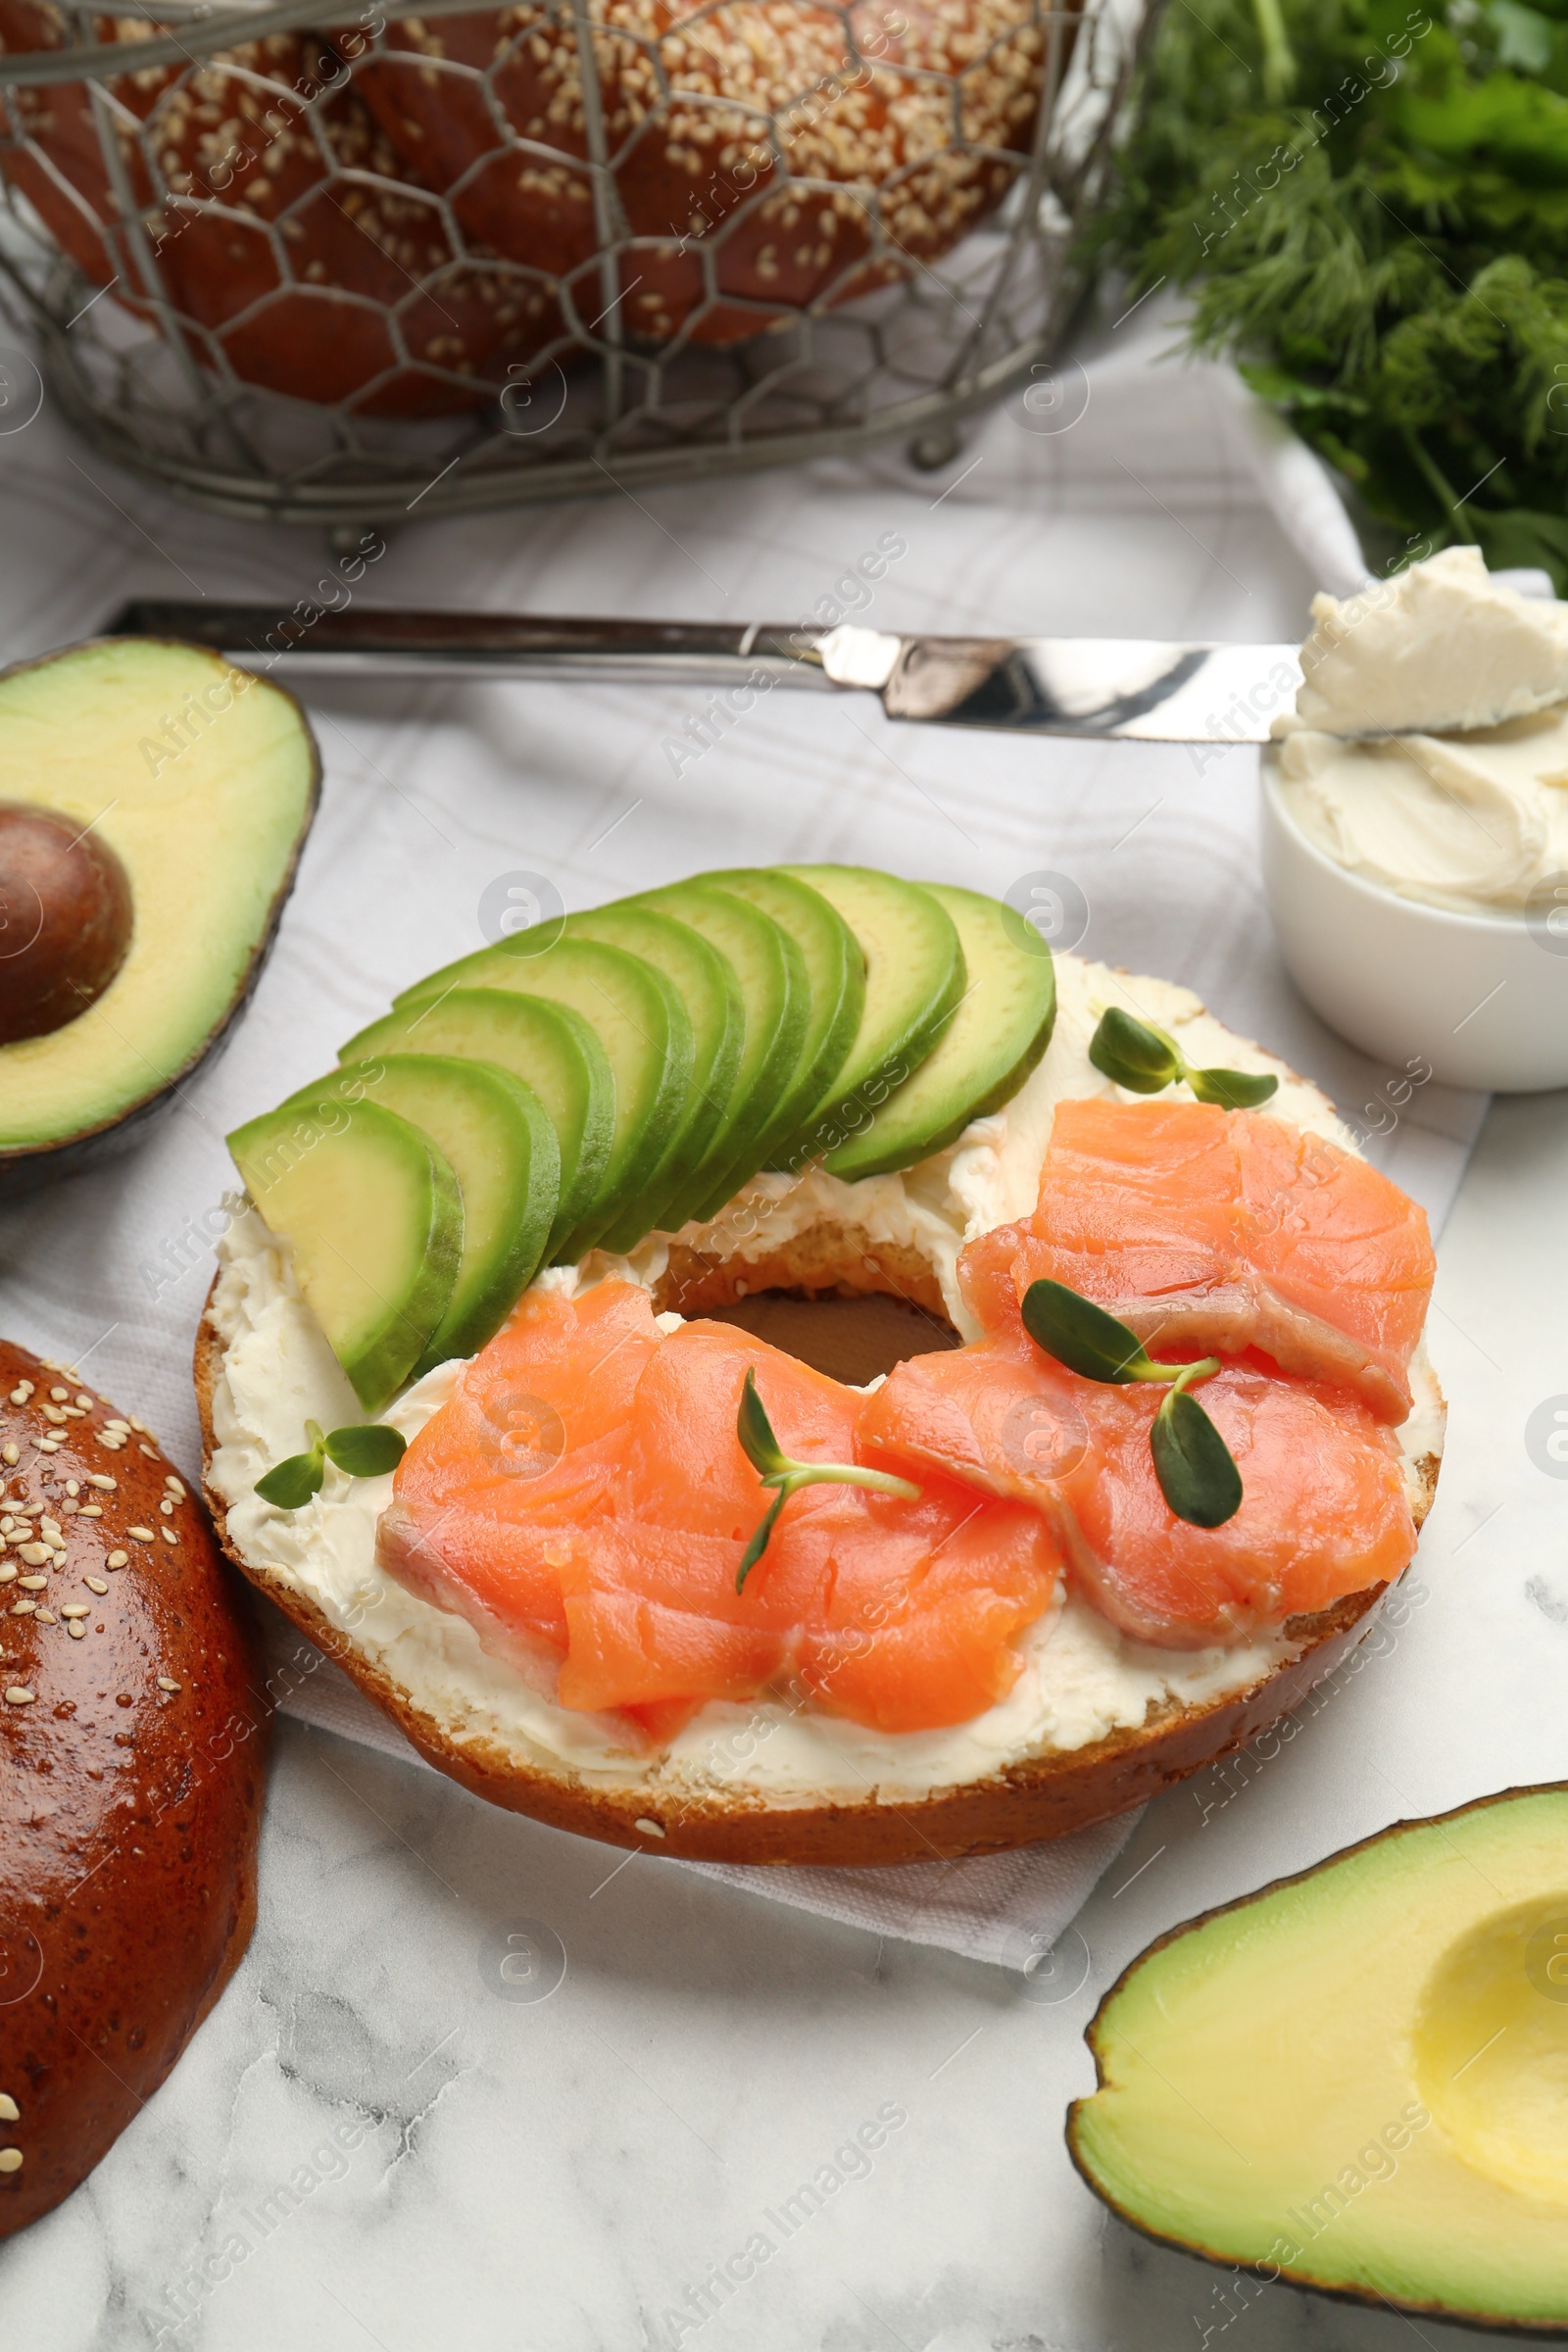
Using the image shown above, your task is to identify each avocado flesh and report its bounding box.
[1069,1787,1568,2330]
[823,885,1054,1180]
[0,637,318,1160]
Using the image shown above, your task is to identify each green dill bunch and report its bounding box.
[1101,0,1568,584]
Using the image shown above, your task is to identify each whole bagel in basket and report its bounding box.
[193,950,1443,1871]
[0,1342,268,2236]
[0,7,561,413]
[347,0,1060,347]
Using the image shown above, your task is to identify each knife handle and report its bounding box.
[106,602,834,689]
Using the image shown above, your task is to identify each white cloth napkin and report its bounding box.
[0,298,1486,1969]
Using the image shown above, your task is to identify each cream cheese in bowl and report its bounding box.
[1262,549,1568,1091]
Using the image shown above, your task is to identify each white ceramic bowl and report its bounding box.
[1260,760,1568,1092]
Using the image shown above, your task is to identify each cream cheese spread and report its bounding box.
[1272,549,1568,917]
[1293,546,1568,739]
[205,953,1442,1805]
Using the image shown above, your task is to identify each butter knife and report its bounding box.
[106,602,1302,746]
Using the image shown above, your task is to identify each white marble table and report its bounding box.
[0,305,1550,2350]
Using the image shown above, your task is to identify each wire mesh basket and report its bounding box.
[0,0,1148,525]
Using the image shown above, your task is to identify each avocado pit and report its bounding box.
[0,802,132,1046]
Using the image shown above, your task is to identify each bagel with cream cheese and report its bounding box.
[195,950,1442,1868]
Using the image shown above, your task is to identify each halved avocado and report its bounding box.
[0,637,318,1193]
[1068,1786,1568,2332]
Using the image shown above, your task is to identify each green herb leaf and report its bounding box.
[736,1488,790,1587]
[1151,1382,1245,1527]
[1020,1281,1160,1384]
[1187,1064,1281,1109]
[1020,1281,1245,1524]
[737,1366,788,1480]
[735,1369,920,1592]
[255,1449,326,1510]
[1089,1007,1277,1109]
[256,1416,404,1509]
[323,1424,408,1478]
[1089,1006,1183,1095]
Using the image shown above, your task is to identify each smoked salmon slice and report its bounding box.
[960,1100,1435,1423]
[858,1335,1417,1648]
[379,1282,1064,1738]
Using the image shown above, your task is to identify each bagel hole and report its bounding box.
[699,1289,960,1387]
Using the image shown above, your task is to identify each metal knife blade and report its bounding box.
[105,601,1302,745]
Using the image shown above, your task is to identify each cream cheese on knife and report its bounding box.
[1271,548,1568,916]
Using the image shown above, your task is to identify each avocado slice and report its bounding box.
[280,1055,560,1373]
[704,867,866,1179]
[780,866,964,1170]
[0,637,318,1193]
[629,880,808,1223]
[227,1097,462,1412]
[1069,1786,1568,2332]
[821,885,1054,1180]
[340,989,612,1266]
[394,937,693,1257]
[562,901,743,1241]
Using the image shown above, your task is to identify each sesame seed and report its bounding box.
[4,1688,33,1705]
[634,1816,666,1838]
[138,1444,159,1459]
[127,1526,155,1543]
[161,1528,178,1546]
[129,1418,151,1435]
[17,1578,47,1592]
[0,2149,21,2174]
[38,1518,61,1543]
[74,1396,91,1411]
[104,1419,129,1433]
[165,1477,186,1500]
[157,1677,181,1693]
[0,1571,14,1587]
[6,1390,24,1406]
[48,1388,66,1402]
[33,1610,54,1626]
[67,1621,85,1640]
[34,1439,59,1454]
[106,1551,128,1569]
[11,1600,34,1617]
[0,2095,17,2122]
[40,1406,67,1426]
[1,1448,16,1467]
[65,1481,78,1497]
[61,1604,89,1618]
[85,1577,108,1595]
[77,1505,102,1520]
[160,1499,174,1516]
[17,1546,48,1568]
[87,1475,116,1491]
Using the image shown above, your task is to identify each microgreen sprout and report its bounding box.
[1089,1004,1279,1111]
[735,1369,920,1592]
[255,1418,408,1509]
[1020,1280,1243,1529]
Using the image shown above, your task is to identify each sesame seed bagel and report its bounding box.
[192,969,1443,1871]
[348,0,1061,347]
[0,7,560,413]
[0,1342,268,2236]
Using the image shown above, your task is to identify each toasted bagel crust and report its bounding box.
[0,1340,268,2233]
[194,1294,1438,1868]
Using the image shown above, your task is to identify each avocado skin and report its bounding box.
[1066,1784,1568,2336]
[0,638,320,1198]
